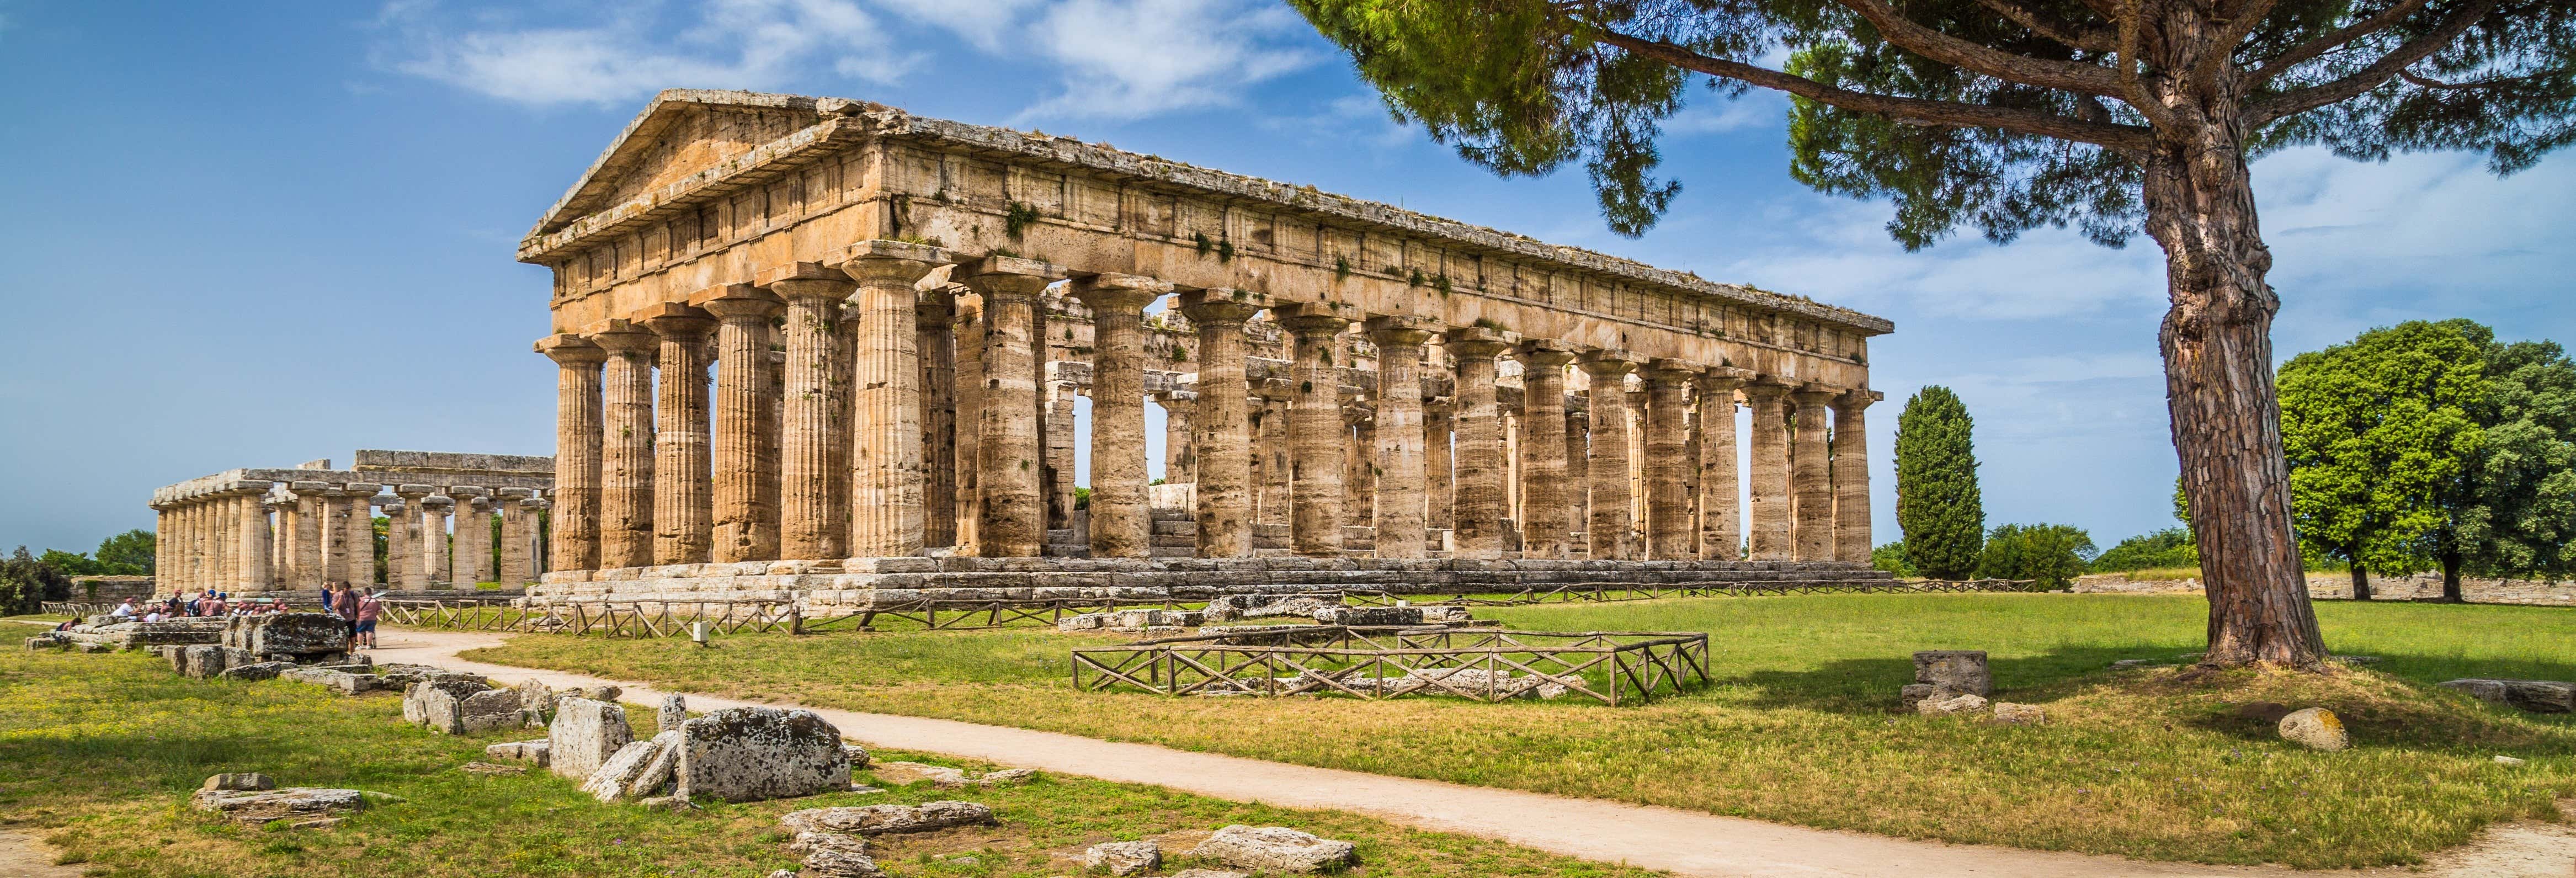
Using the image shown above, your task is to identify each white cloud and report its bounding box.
[380,0,918,107]
[1662,93,1784,137]
[1012,0,1319,121]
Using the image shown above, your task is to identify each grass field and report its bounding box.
[464,593,2576,868]
[0,650,1662,877]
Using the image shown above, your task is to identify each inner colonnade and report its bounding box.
[147,451,556,595]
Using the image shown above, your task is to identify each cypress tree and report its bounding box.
[1896,386,1983,580]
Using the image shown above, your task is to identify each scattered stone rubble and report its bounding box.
[26,617,228,653]
[2440,678,2576,713]
[775,801,997,877]
[1188,825,1358,873]
[1899,650,1991,710]
[870,761,1034,788]
[1202,593,1342,621]
[1058,608,1204,634]
[1084,840,1162,876]
[190,773,374,828]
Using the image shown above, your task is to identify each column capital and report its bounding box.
[1643,358,1701,386]
[518,496,552,512]
[1516,339,1578,368]
[1792,381,1843,406]
[1577,348,1638,377]
[340,483,382,499]
[1177,288,1269,324]
[228,480,274,496]
[1362,314,1439,348]
[689,283,785,319]
[420,494,455,511]
[959,254,1069,300]
[495,487,536,500]
[1699,365,1755,391]
[445,485,490,499]
[1442,326,1515,359]
[829,240,956,284]
[394,484,435,500]
[286,480,331,498]
[1742,374,1795,399]
[1835,388,1885,412]
[1069,273,1173,311]
[1269,300,1359,334]
[585,318,658,355]
[639,302,717,340]
[381,498,407,514]
[755,261,857,301]
[534,333,606,365]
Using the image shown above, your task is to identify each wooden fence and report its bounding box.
[1072,626,1710,706]
[380,598,805,638]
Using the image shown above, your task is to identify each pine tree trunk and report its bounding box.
[2143,122,2330,668]
[2440,550,2464,602]
[2350,563,2371,602]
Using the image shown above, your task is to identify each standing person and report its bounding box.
[353,592,382,650]
[331,584,359,651]
[318,583,336,616]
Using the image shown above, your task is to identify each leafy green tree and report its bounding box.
[2277,320,2488,600]
[2428,333,2576,596]
[2094,527,2200,572]
[1294,0,2576,664]
[1976,524,2098,588]
[1871,540,1917,577]
[94,529,154,575]
[0,547,72,615]
[1893,386,1983,579]
[38,550,104,577]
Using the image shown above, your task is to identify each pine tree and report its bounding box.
[1895,386,1984,580]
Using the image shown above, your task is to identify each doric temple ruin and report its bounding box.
[521,90,1892,605]
[149,451,555,595]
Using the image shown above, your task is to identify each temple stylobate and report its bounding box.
[521,90,1893,606]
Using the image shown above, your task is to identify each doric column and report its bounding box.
[495,488,534,586]
[235,483,273,592]
[1515,343,1576,558]
[1365,316,1438,558]
[951,289,985,554]
[1643,360,1697,560]
[345,485,382,586]
[1743,377,1795,561]
[518,497,552,583]
[1276,305,1353,556]
[1070,273,1170,559]
[312,490,344,587]
[421,494,453,586]
[1578,352,1638,560]
[833,241,952,558]
[918,288,959,549]
[764,346,786,551]
[1696,368,1751,560]
[1445,329,1512,558]
[1047,382,1079,531]
[960,256,1066,557]
[209,497,233,592]
[693,284,785,563]
[381,497,410,590]
[1255,393,1292,528]
[1791,382,1840,561]
[393,485,433,588]
[1425,397,1455,535]
[1833,390,1882,563]
[639,303,717,565]
[288,482,329,588]
[1179,289,1268,557]
[759,262,858,561]
[1153,391,1197,485]
[448,487,491,584]
[535,333,605,572]
[1345,406,1376,530]
[589,320,659,568]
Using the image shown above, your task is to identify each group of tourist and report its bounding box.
[107,583,384,651]
[318,583,384,650]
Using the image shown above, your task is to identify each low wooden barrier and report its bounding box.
[1072,626,1710,706]
[381,598,803,638]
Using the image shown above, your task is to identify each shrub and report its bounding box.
[1870,541,1915,577]
[2093,528,2199,572]
[1974,524,2096,588]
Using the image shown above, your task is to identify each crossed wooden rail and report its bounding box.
[1346,578,2043,607]
[379,598,805,637]
[1072,626,1711,706]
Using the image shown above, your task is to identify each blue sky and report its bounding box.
[3,0,2570,558]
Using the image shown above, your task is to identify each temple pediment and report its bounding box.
[533,90,883,237]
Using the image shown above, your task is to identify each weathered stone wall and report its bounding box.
[2070,572,2576,606]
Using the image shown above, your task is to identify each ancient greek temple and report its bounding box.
[524,91,1890,603]
[149,451,555,595]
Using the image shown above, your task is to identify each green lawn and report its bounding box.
[0,650,1661,877]
[462,593,2576,869]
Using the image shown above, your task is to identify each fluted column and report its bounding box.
[1444,329,1511,558]
[448,487,489,584]
[1425,398,1455,535]
[1278,307,1351,556]
[758,263,857,561]
[1154,391,1196,485]
[951,290,985,554]
[638,304,716,565]
[1566,405,1590,545]
[1345,406,1376,530]
[918,289,959,549]
[1515,343,1575,558]
[381,497,410,588]
[1069,274,1169,558]
[1644,360,1697,560]
[393,486,433,588]
[1366,316,1437,558]
[833,241,952,558]
[1793,382,1841,561]
[961,256,1065,557]
[1179,289,1268,557]
[352,486,385,585]
[535,334,605,572]
[518,498,552,583]
[235,483,273,592]
[421,495,453,586]
[1833,390,1881,563]
[1257,393,1292,528]
[1579,352,1637,560]
[496,488,534,586]
[281,483,317,588]
[694,284,785,563]
[1744,377,1795,561]
[1697,368,1750,560]
[1047,383,1079,531]
[211,497,234,591]
[588,321,658,567]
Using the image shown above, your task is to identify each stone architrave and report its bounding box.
[959,256,1067,558]
[691,284,786,563]
[1832,390,1881,563]
[1515,343,1576,558]
[758,262,858,561]
[1642,360,1698,560]
[1365,316,1439,558]
[1696,368,1751,560]
[917,288,959,549]
[1742,377,1795,561]
[535,333,606,572]
[1578,352,1638,560]
[1070,273,1173,559]
[589,320,659,568]
[1178,289,1269,557]
[642,303,718,565]
[1275,305,1354,556]
[833,241,952,558]
[1445,328,1513,558]
[1791,382,1840,561]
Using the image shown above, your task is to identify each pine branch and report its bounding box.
[1966,0,2116,51]
[2247,0,2435,83]
[2246,0,2501,125]
[1827,0,2130,95]
[2195,0,2285,89]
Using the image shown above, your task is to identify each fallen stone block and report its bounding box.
[583,739,662,802]
[405,678,497,732]
[190,787,368,825]
[486,739,551,767]
[1169,870,1251,878]
[280,666,384,695]
[1918,693,1989,716]
[842,743,871,769]
[2279,707,2349,751]
[1913,650,1992,697]
[870,761,968,787]
[1314,606,1424,626]
[181,644,229,679]
[223,613,349,657]
[24,635,67,651]
[624,730,682,800]
[1086,840,1161,876]
[218,662,295,682]
[459,762,526,776]
[657,694,687,731]
[2440,678,2576,714]
[674,706,849,802]
[780,801,996,836]
[549,697,634,781]
[1990,702,2046,725]
[202,773,274,792]
[1188,825,1358,873]
[1203,593,1338,621]
[802,847,888,878]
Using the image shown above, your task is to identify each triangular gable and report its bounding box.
[530,90,853,237]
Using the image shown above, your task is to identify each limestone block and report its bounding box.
[2278,707,2349,751]
[1917,693,1989,716]
[203,773,275,791]
[779,801,996,836]
[583,739,661,802]
[1085,840,1162,876]
[549,697,634,781]
[182,644,228,679]
[2440,678,2576,713]
[486,739,552,767]
[1990,702,2046,725]
[674,706,849,802]
[223,613,349,657]
[190,787,366,825]
[658,694,688,731]
[1170,871,1252,878]
[1912,650,1992,697]
[623,730,683,800]
[1187,825,1358,873]
[1314,606,1423,626]
[218,661,294,682]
